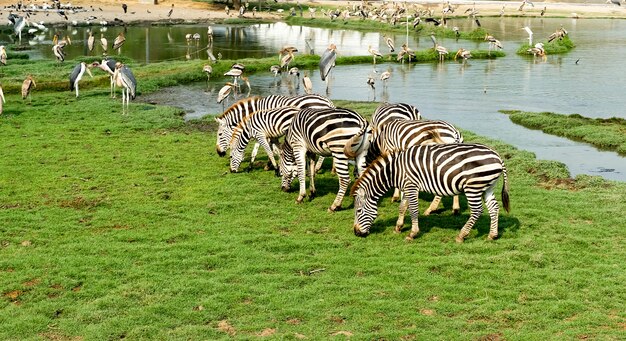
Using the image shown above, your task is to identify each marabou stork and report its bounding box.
[90,58,117,98]
[113,62,136,114]
[302,73,313,94]
[112,32,125,53]
[319,43,337,83]
[69,62,93,98]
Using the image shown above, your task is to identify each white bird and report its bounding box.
[69,62,94,98]
[87,31,95,52]
[0,46,7,66]
[270,65,281,77]
[100,33,108,53]
[522,26,533,46]
[368,45,383,65]
[203,64,213,84]
[380,70,391,85]
[302,74,313,94]
[52,44,66,63]
[217,82,235,105]
[113,62,137,114]
[112,32,125,53]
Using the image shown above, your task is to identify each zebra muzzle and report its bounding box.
[216,148,226,157]
[353,224,369,237]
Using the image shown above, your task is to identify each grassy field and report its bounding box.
[1,68,626,339]
[502,110,626,156]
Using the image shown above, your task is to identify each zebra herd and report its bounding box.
[215,94,510,242]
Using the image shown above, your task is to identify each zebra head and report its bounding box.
[215,118,230,157]
[279,142,297,192]
[352,187,378,237]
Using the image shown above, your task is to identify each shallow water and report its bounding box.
[4,17,625,181]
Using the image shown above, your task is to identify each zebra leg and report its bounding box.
[424,196,442,216]
[395,196,408,233]
[247,143,261,172]
[329,157,350,212]
[265,137,280,171]
[404,187,421,240]
[309,157,317,198]
[456,190,484,243]
[314,156,325,172]
[483,182,500,240]
[295,148,308,204]
[256,136,277,173]
[452,195,461,215]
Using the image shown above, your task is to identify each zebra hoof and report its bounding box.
[455,235,465,243]
[423,209,432,216]
[453,209,460,215]
[404,235,414,241]
[394,225,403,233]
[488,233,499,240]
[328,204,340,212]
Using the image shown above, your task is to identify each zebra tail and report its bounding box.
[501,163,510,213]
[343,125,368,158]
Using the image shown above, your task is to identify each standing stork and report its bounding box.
[302,73,313,94]
[380,70,391,87]
[485,35,503,55]
[87,31,95,53]
[89,58,117,98]
[52,44,66,64]
[217,82,235,108]
[224,67,243,92]
[454,48,472,64]
[69,62,93,98]
[22,76,36,102]
[13,15,28,43]
[280,49,295,71]
[203,64,212,87]
[383,35,395,53]
[522,26,533,46]
[100,33,108,54]
[368,45,383,65]
[319,43,337,93]
[113,32,126,54]
[113,62,136,114]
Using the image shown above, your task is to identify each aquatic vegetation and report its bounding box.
[502,110,626,155]
[517,35,575,55]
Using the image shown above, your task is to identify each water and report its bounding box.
[3,18,625,181]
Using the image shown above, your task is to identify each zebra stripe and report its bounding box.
[371,102,421,133]
[280,107,370,212]
[229,106,301,173]
[362,119,465,224]
[215,94,335,157]
[352,143,510,242]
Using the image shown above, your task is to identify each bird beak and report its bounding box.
[86,67,93,78]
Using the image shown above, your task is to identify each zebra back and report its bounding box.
[365,119,463,164]
[371,102,421,131]
[216,94,334,155]
[230,106,300,155]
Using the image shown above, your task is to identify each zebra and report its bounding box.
[371,102,421,134]
[347,119,464,217]
[352,143,510,242]
[280,107,370,212]
[215,94,335,159]
[229,106,301,174]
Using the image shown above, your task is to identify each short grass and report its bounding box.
[502,110,626,155]
[1,86,626,339]
[516,35,575,55]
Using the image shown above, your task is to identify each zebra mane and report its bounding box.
[350,151,395,196]
[216,96,262,119]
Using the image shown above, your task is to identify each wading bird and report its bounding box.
[270,65,281,77]
[485,35,503,55]
[383,35,395,52]
[87,31,95,52]
[100,33,108,54]
[319,43,337,85]
[12,15,28,43]
[52,43,66,63]
[113,62,136,114]
[522,26,533,46]
[69,62,93,98]
[302,73,313,94]
[280,49,295,70]
[113,32,125,53]
[203,64,212,85]
[89,58,117,98]
[22,76,36,102]
[454,48,472,63]
[217,82,235,107]
[224,67,243,91]
[380,70,391,86]
[435,44,449,62]
[367,76,375,89]
[368,45,383,65]
[288,67,300,79]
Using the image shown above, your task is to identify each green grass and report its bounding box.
[1,81,626,339]
[502,110,626,155]
[516,35,575,55]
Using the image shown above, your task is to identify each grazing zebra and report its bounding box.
[229,106,301,174]
[347,119,464,218]
[371,102,421,133]
[280,107,370,212]
[352,143,510,242]
[215,94,334,160]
